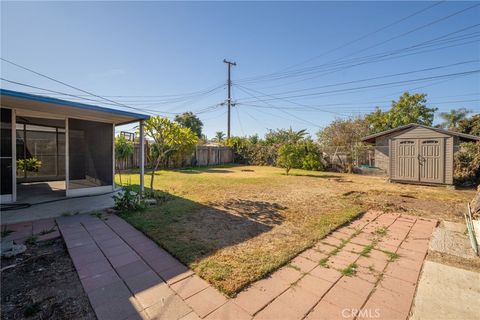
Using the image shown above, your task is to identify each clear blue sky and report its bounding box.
[1,1,479,138]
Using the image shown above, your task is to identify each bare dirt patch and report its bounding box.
[1,239,95,320]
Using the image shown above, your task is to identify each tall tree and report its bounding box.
[174,112,204,138]
[264,128,308,145]
[213,131,226,142]
[439,108,472,130]
[317,117,370,173]
[143,116,198,191]
[457,114,480,136]
[365,92,437,133]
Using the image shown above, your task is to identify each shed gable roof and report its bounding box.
[362,123,480,143]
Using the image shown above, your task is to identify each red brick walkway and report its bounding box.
[1,218,60,243]
[57,213,228,320]
[233,211,437,320]
[56,210,435,320]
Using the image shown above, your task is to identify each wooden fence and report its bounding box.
[116,142,234,170]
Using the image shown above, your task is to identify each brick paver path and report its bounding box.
[57,210,436,320]
[1,218,60,243]
[233,210,437,320]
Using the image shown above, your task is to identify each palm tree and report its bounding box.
[439,108,472,130]
[213,131,226,142]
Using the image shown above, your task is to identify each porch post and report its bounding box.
[139,120,145,193]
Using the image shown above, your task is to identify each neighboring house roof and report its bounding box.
[362,123,480,143]
[0,89,150,125]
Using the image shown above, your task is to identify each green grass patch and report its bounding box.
[375,227,388,236]
[360,244,374,257]
[383,250,400,261]
[341,263,358,276]
[319,257,329,267]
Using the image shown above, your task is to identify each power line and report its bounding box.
[237,25,480,87]
[0,77,224,116]
[239,60,478,98]
[235,85,327,127]
[237,3,478,84]
[282,2,445,72]
[236,70,480,103]
[0,58,157,114]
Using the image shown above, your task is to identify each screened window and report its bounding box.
[68,119,113,189]
[16,121,65,182]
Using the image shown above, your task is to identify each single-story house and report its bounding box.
[362,123,480,185]
[0,89,149,204]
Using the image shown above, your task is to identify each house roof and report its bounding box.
[362,123,480,143]
[0,89,150,125]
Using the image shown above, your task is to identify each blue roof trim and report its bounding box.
[0,89,150,121]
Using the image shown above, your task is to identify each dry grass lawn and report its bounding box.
[118,165,474,296]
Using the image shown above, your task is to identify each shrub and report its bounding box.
[454,141,480,186]
[16,157,42,174]
[277,143,305,175]
[113,186,146,212]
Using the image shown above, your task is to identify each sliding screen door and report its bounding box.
[1,108,13,199]
[68,119,113,192]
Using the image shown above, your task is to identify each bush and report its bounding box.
[454,141,480,186]
[302,152,324,171]
[113,186,146,212]
[277,143,305,175]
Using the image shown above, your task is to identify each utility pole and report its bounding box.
[223,59,236,139]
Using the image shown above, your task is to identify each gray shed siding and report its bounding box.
[373,126,457,185]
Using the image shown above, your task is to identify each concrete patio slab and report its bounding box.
[1,191,116,224]
[410,261,480,320]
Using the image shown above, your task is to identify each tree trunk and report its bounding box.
[150,156,162,192]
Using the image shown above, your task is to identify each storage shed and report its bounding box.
[362,124,480,185]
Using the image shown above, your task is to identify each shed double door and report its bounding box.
[394,138,444,184]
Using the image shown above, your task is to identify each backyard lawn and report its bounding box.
[117,165,474,296]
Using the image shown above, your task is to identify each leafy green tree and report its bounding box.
[265,128,307,145]
[144,116,198,191]
[115,134,134,185]
[456,114,480,136]
[317,117,369,173]
[174,112,204,138]
[366,92,437,133]
[277,143,305,175]
[439,108,472,130]
[302,140,325,171]
[213,131,226,142]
